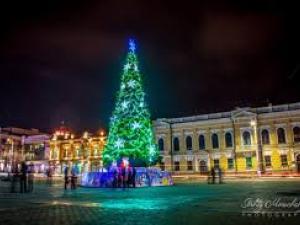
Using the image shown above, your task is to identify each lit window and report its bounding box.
[199,160,207,174]
[227,158,234,169]
[187,161,193,171]
[265,156,271,167]
[280,155,288,167]
[246,157,252,169]
[213,159,219,169]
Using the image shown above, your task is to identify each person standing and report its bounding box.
[122,165,129,188]
[64,166,69,190]
[46,167,53,186]
[132,167,136,188]
[118,168,123,188]
[20,162,28,193]
[11,164,18,193]
[127,166,132,187]
[70,167,77,190]
[112,167,118,188]
[28,163,34,193]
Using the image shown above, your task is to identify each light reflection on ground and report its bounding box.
[1,181,300,225]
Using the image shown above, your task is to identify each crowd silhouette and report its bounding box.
[10,161,34,193]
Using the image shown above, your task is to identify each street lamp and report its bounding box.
[250,119,264,176]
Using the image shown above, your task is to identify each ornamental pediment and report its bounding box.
[232,109,256,118]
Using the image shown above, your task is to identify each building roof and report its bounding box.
[155,102,300,124]
[0,127,45,136]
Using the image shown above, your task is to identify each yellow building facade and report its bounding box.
[49,129,106,175]
[153,102,300,175]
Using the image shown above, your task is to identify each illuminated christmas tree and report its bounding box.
[103,39,159,167]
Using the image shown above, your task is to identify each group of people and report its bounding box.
[11,161,34,193]
[208,167,223,184]
[64,166,78,190]
[111,165,136,188]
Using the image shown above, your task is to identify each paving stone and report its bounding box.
[1,181,300,225]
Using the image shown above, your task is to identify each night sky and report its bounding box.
[0,0,300,133]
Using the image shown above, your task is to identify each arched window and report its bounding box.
[211,133,219,149]
[225,132,233,148]
[293,127,300,143]
[173,137,180,151]
[199,135,205,150]
[158,138,164,151]
[277,128,286,144]
[243,131,251,145]
[261,129,270,145]
[186,136,193,151]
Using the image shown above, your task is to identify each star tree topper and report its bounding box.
[129,39,136,52]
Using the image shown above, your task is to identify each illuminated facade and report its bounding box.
[49,127,106,174]
[154,102,300,175]
[0,127,50,173]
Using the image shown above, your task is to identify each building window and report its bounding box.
[174,161,180,171]
[280,155,288,167]
[225,132,233,148]
[158,138,164,151]
[265,156,272,167]
[213,159,219,169]
[293,127,300,143]
[186,136,193,151]
[212,134,219,149]
[199,160,208,174]
[227,158,234,170]
[261,129,270,145]
[160,162,165,171]
[246,157,252,169]
[199,134,205,150]
[243,131,251,145]
[173,137,180,151]
[277,128,286,144]
[187,161,193,171]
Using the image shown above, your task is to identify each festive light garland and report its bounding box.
[103,39,159,166]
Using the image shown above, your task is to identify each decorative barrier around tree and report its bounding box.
[81,167,173,188]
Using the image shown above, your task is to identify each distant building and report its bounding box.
[153,102,300,175]
[49,126,106,175]
[0,127,50,173]
[23,134,50,173]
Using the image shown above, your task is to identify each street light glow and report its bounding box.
[250,120,256,127]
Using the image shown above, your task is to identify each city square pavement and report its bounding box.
[0,179,300,225]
